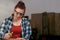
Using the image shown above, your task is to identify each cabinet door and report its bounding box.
[31,13,42,35]
[31,13,42,40]
[48,13,55,35]
[55,13,60,35]
[42,12,49,35]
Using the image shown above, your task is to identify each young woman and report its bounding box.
[0,1,32,40]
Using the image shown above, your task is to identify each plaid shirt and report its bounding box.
[0,16,32,40]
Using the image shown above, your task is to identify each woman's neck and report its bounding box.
[13,19,22,26]
[13,16,22,22]
[13,17,22,26]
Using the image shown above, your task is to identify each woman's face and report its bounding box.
[14,8,24,20]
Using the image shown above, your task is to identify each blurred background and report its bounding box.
[0,0,60,40]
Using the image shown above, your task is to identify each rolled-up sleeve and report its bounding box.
[24,20,32,40]
[0,20,7,38]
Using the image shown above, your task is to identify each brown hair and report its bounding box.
[14,1,26,13]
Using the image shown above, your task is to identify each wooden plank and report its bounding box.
[47,13,55,35]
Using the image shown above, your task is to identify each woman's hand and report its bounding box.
[16,38,26,40]
[4,31,13,40]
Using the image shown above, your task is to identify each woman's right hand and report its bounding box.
[4,31,13,40]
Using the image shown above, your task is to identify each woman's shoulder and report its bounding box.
[5,16,13,21]
[22,17,30,21]
[3,16,13,24]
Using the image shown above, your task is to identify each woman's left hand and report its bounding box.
[16,38,26,40]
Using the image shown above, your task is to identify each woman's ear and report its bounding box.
[12,13,14,17]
